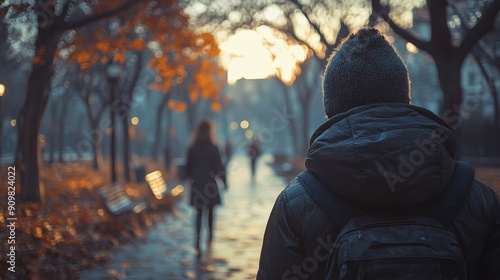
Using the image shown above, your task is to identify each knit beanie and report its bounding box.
[322,27,410,118]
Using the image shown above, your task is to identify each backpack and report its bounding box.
[297,161,475,280]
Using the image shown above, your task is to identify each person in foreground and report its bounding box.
[257,27,500,279]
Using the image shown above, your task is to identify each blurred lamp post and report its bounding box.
[131,117,138,156]
[107,63,120,183]
[0,84,5,162]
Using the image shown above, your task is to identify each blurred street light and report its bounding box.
[245,130,254,139]
[131,116,139,126]
[10,119,16,127]
[230,121,238,130]
[240,120,249,129]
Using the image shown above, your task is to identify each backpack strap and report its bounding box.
[297,161,475,228]
[297,171,362,229]
[427,161,475,226]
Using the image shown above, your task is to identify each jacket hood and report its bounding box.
[305,103,457,210]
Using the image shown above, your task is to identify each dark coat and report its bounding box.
[186,140,226,209]
[258,104,500,279]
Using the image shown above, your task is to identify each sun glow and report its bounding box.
[220,29,307,85]
[221,30,275,84]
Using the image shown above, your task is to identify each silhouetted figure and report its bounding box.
[185,119,227,258]
[224,140,232,165]
[248,136,261,176]
[258,28,500,279]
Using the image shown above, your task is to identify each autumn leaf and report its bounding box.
[211,102,221,112]
[113,52,126,64]
[189,90,199,103]
[131,38,145,51]
[95,41,109,53]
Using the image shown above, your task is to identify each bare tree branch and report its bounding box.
[449,1,500,127]
[61,0,143,31]
[474,50,500,127]
[457,0,500,63]
[427,0,452,48]
[281,17,323,60]
[449,2,500,70]
[332,21,349,49]
[59,0,74,20]
[371,0,431,53]
[289,0,330,49]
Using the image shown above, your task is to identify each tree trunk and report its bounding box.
[152,93,169,160]
[300,96,312,155]
[48,103,57,163]
[121,111,131,182]
[17,29,59,202]
[164,107,173,170]
[84,103,102,170]
[280,84,299,155]
[118,51,143,182]
[58,93,70,163]
[110,82,117,183]
[90,119,102,170]
[474,52,500,128]
[435,57,463,159]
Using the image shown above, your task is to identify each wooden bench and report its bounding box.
[98,182,148,215]
[145,170,168,200]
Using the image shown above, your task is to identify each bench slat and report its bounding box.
[98,182,147,215]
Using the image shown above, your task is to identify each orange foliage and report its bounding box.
[62,0,225,113]
[167,100,187,112]
[211,102,222,112]
[189,90,199,103]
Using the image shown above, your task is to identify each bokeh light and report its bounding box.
[245,130,254,139]
[240,120,249,129]
[10,119,16,127]
[171,184,185,197]
[230,121,238,130]
[131,116,139,125]
[406,42,418,54]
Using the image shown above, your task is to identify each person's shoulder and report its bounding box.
[462,179,500,224]
[282,178,307,201]
[277,177,317,211]
[470,179,499,207]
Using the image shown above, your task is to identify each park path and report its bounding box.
[80,154,287,280]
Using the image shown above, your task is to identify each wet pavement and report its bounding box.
[80,154,287,280]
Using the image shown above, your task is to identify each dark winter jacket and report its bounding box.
[258,103,500,279]
[186,140,226,209]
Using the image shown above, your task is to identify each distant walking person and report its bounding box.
[224,139,233,165]
[185,119,227,258]
[248,136,261,176]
